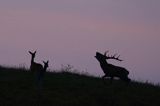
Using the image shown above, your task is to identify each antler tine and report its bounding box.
[105,52,123,61]
[113,53,117,57]
[104,50,109,56]
[117,55,120,59]
[115,54,123,61]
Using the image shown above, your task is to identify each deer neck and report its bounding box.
[100,60,108,67]
[31,57,35,64]
[43,66,47,71]
[100,59,107,64]
[44,67,47,71]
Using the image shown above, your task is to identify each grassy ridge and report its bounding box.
[0,66,160,106]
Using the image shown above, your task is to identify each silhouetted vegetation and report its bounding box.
[0,65,160,106]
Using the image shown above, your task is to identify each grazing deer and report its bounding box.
[29,51,43,72]
[95,51,131,83]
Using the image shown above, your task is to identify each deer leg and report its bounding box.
[110,77,114,84]
[102,74,108,84]
[102,74,107,79]
[126,77,131,85]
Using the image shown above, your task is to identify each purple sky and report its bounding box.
[0,0,160,83]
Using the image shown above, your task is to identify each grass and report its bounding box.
[0,66,160,106]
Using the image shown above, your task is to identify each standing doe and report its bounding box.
[95,51,131,83]
[43,60,49,72]
[29,51,43,72]
[37,60,49,81]
[37,60,49,88]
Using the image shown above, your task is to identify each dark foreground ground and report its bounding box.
[0,66,160,106]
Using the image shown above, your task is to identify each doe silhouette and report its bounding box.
[37,60,49,88]
[95,51,131,83]
[43,60,49,72]
[40,60,49,78]
[29,51,43,72]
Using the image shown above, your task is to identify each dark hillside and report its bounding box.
[0,66,160,106]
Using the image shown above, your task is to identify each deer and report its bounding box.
[29,51,43,72]
[95,51,131,84]
[43,60,49,72]
[37,60,49,87]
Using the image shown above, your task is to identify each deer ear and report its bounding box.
[47,60,49,63]
[34,51,37,54]
[29,51,32,54]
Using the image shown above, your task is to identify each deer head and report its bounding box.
[29,51,36,60]
[43,60,49,70]
[95,51,123,63]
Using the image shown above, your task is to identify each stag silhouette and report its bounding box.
[29,51,43,72]
[95,51,131,83]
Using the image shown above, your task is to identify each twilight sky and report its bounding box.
[0,0,160,83]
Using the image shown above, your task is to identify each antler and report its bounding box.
[104,51,123,61]
[104,50,109,56]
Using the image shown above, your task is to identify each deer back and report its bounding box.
[30,62,43,71]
